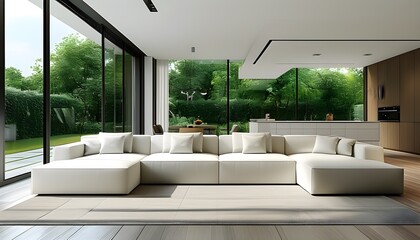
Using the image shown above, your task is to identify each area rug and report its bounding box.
[0,185,418,225]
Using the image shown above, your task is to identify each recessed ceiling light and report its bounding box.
[313,53,321,56]
[191,47,196,53]
[363,53,372,56]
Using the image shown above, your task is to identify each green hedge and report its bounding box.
[5,87,83,139]
[171,99,356,123]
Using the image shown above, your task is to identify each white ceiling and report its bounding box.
[83,0,420,78]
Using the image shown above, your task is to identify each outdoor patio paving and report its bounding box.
[5,148,52,179]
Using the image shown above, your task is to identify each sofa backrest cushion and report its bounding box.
[202,135,219,155]
[312,135,339,154]
[232,132,272,153]
[272,135,285,154]
[218,135,284,154]
[284,135,317,155]
[132,135,151,155]
[151,135,218,154]
[162,132,203,153]
[81,135,101,155]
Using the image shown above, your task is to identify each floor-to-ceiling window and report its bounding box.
[228,62,297,132]
[50,0,102,150]
[104,39,123,132]
[169,60,227,134]
[168,62,365,134]
[4,0,43,179]
[1,0,143,184]
[297,68,364,121]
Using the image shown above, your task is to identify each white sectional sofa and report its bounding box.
[31,132,404,195]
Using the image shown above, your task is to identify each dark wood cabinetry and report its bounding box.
[377,57,400,108]
[368,49,420,154]
[415,49,420,123]
[400,52,415,122]
[367,64,378,121]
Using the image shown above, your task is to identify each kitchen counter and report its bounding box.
[249,121,380,145]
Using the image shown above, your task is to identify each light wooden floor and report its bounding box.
[0,150,419,240]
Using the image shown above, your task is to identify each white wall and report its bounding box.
[144,57,153,135]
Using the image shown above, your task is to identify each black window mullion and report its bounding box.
[43,0,50,164]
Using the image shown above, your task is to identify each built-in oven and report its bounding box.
[378,106,400,122]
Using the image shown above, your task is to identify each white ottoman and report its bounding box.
[32,159,140,194]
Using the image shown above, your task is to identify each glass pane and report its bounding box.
[124,53,133,132]
[50,0,102,150]
[4,0,43,179]
[297,68,364,120]
[104,40,123,132]
[228,63,296,133]
[169,60,226,135]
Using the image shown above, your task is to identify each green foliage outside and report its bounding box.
[169,60,364,131]
[4,34,115,141]
[5,134,84,155]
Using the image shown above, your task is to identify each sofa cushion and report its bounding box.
[81,138,101,156]
[337,138,356,156]
[169,134,193,154]
[219,153,292,162]
[32,159,140,194]
[141,153,219,184]
[312,136,339,154]
[162,132,203,153]
[242,134,266,154]
[289,153,358,162]
[99,135,125,154]
[75,153,147,162]
[295,157,403,195]
[219,153,295,184]
[143,153,219,162]
[232,132,272,153]
[99,132,133,153]
[284,135,317,155]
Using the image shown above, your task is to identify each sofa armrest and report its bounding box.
[52,142,85,161]
[354,142,384,162]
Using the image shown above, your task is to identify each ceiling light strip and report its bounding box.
[253,39,420,65]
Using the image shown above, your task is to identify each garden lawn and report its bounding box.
[5,134,83,155]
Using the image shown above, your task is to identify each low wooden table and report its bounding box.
[186,124,217,134]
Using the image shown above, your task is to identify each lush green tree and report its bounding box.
[5,67,25,90]
[50,34,102,125]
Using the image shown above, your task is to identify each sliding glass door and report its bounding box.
[49,0,103,152]
[4,0,44,179]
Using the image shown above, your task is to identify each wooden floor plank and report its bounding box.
[13,225,82,240]
[356,225,420,240]
[137,225,166,240]
[68,225,122,240]
[112,225,144,240]
[276,225,370,240]
[0,226,32,240]
[138,225,281,240]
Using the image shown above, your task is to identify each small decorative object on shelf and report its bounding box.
[326,113,334,121]
[194,116,203,125]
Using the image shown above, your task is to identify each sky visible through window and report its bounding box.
[5,0,77,77]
